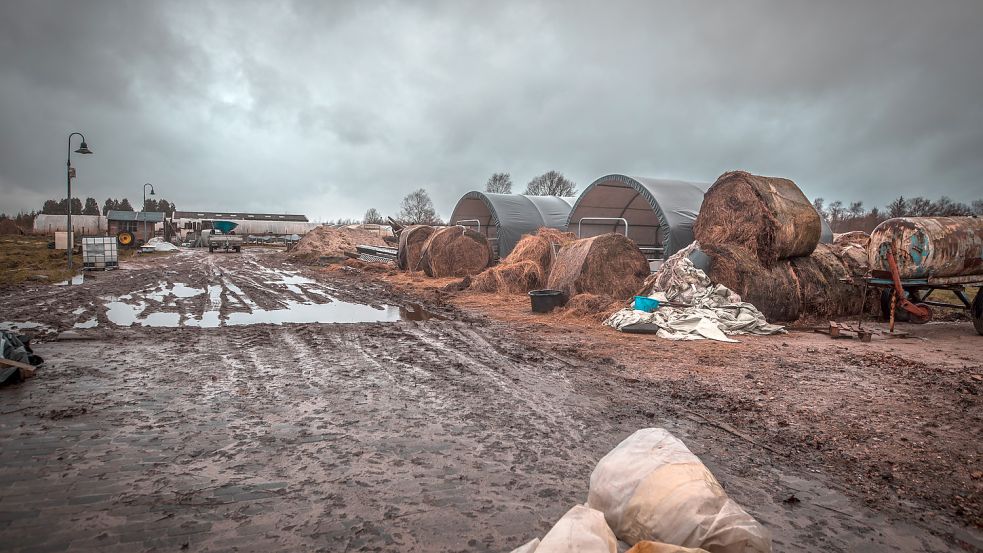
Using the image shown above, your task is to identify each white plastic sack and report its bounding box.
[514,505,618,553]
[587,429,770,553]
[509,538,540,553]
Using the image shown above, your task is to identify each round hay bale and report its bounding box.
[694,171,821,266]
[471,260,544,294]
[546,233,649,300]
[420,226,492,278]
[790,243,867,319]
[397,225,435,271]
[833,231,870,249]
[702,243,802,322]
[0,219,25,235]
[831,243,870,277]
[503,228,577,274]
[562,293,625,321]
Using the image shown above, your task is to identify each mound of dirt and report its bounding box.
[420,227,492,278]
[694,171,821,266]
[289,226,388,263]
[702,243,802,322]
[0,219,25,235]
[546,233,649,300]
[397,225,435,271]
[561,293,626,321]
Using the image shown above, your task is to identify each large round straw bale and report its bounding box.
[694,171,821,266]
[503,228,577,274]
[420,226,492,278]
[471,260,544,294]
[790,243,867,319]
[702,243,802,322]
[833,231,870,249]
[397,225,435,271]
[546,233,649,300]
[830,243,870,277]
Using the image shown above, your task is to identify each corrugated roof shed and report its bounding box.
[107,210,165,222]
[172,211,309,222]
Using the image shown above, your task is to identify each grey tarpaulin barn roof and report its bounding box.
[449,192,575,258]
[567,175,709,260]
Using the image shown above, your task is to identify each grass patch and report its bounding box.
[0,235,75,286]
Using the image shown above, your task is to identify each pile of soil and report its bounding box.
[546,233,649,300]
[419,227,492,278]
[702,243,802,322]
[289,226,388,263]
[694,171,821,266]
[397,225,435,271]
[0,219,25,235]
[471,228,577,294]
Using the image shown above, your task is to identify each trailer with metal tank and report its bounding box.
[207,221,243,253]
[864,216,983,334]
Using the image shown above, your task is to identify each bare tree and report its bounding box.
[397,188,441,225]
[973,200,983,215]
[826,200,845,227]
[485,172,513,194]
[848,201,865,219]
[812,197,826,218]
[907,197,933,216]
[525,171,576,196]
[363,208,384,225]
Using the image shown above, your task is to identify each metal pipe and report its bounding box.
[453,219,481,233]
[577,217,628,238]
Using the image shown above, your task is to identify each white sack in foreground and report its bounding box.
[509,505,617,553]
[587,428,771,553]
[626,542,710,553]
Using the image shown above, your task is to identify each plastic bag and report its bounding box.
[587,428,770,553]
[512,505,617,553]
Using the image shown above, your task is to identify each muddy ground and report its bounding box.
[0,248,980,552]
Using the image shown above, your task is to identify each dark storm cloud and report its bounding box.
[1,0,981,221]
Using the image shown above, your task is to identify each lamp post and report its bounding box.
[142,183,155,243]
[66,132,93,272]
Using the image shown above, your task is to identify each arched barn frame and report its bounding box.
[449,192,575,259]
[567,175,709,262]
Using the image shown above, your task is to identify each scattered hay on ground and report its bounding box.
[471,260,544,294]
[397,225,435,271]
[702,243,802,322]
[289,226,387,263]
[561,293,626,321]
[420,227,492,278]
[546,233,649,300]
[694,171,821,266]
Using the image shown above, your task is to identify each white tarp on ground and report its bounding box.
[604,242,784,342]
[509,505,617,553]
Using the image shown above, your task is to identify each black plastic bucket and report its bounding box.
[529,289,567,313]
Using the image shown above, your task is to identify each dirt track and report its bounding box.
[1,248,980,552]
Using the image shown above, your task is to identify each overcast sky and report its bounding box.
[1,0,981,221]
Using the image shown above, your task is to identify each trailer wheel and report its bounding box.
[909,303,933,324]
[879,289,911,323]
[972,289,983,336]
[209,245,214,252]
[234,246,241,253]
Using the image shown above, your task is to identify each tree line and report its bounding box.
[35,197,178,216]
[813,195,983,233]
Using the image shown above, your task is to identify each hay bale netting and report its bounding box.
[0,219,25,235]
[790,243,870,319]
[546,233,650,300]
[397,225,435,271]
[702,243,802,322]
[471,260,544,294]
[694,171,821,266]
[420,226,492,278]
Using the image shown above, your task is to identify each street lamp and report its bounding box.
[66,132,93,272]
[142,183,155,244]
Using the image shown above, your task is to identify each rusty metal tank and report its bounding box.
[868,216,983,279]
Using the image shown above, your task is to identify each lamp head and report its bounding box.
[74,141,92,155]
